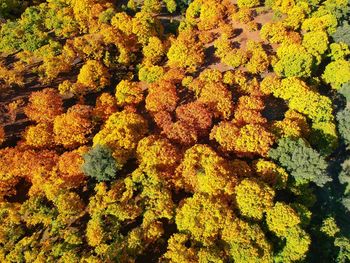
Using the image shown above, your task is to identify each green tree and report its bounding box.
[269,138,332,186]
[337,108,350,147]
[82,145,122,182]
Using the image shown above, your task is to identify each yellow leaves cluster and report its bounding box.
[177,144,236,195]
[24,123,54,148]
[142,36,165,64]
[235,178,275,220]
[77,60,110,93]
[175,193,234,245]
[266,202,300,236]
[272,110,310,139]
[266,202,311,262]
[253,159,288,188]
[211,122,275,157]
[222,218,272,263]
[115,80,144,107]
[167,30,205,72]
[137,136,180,174]
[93,110,148,164]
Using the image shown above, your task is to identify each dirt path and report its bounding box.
[208,9,276,72]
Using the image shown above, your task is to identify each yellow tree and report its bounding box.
[176,144,236,195]
[115,80,144,107]
[76,60,110,94]
[167,29,205,72]
[53,105,94,149]
[175,193,234,245]
[93,110,148,164]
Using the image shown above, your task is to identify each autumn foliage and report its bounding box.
[0,0,349,262]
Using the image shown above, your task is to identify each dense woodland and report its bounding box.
[0,0,350,262]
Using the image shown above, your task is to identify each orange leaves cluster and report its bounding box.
[146,80,178,113]
[24,88,63,123]
[53,105,94,149]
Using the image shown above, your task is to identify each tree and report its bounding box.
[222,218,272,263]
[175,193,233,245]
[76,60,110,93]
[24,88,63,123]
[146,80,179,113]
[269,137,332,186]
[302,30,329,56]
[58,147,87,188]
[260,22,290,44]
[272,110,310,139]
[235,178,275,220]
[167,29,205,72]
[82,145,121,182]
[214,35,248,68]
[138,64,164,83]
[23,123,54,148]
[197,0,225,31]
[253,159,289,189]
[93,92,118,121]
[162,234,199,262]
[136,135,180,175]
[323,60,350,89]
[53,105,93,149]
[198,81,234,120]
[339,159,350,211]
[132,11,162,45]
[164,0,177,13]
[266,202,301,236]
[115,80,144,107]
[266,202,311,262]
[283,2,311,30]
[337,108,350,147]
[246,41,270,74]
[176,144,236,195]
[0,62,25,88]
[93,110,148,164]
[54,191,85,224]
[261,76,337,154]
[274,43,314,77]
[175,101,213,136]
[142,36,165,64]
[301,13,337,34]
[210,122,275,157]
[328,42,350,61]
[142,0,162,13]
[333,22,350,46]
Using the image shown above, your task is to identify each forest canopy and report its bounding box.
[0,0,350,262]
